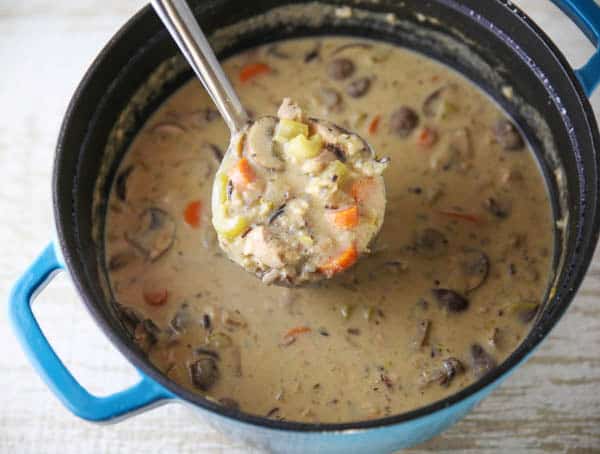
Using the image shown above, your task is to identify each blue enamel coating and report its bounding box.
[552,0,600,95]
[8,243,172,422]
[8,1,600,450]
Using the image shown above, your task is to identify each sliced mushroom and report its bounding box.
[493,119,524,150]
[346,77,371,98]
[425,84,462,119]
[484,196,511,219]
[170,303,191,332]
[439,357,464,386]
[449,249,490,293]
[422,87,444,117]
[189,357,219,390]
[414,228,448,258]
[328,58,355,80]
[390,107,419,137]
[125,207,176,261]
[431,288,469,313]
[246,116,284,170]
[115,165,134,201]
[470,343,497,378]
[134,319,160,352]
[419,357,464,387]
[430,128,472,172]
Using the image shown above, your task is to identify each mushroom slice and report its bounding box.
[461,250,490,292]
[431,288,469,313]
[246,116,284,170]
[470,344,497,378]
[430,128,472,172]
[422,87,445,117]
[414,228,448,258]
[447,249,490,293]
[126,207,176,261]
[422,84,459,118]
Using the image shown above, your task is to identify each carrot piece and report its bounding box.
[283,326,312,340]
[240,62,271,82]
[229,157,256,190]
[333,205,359,229]
[368,114,381,135]
[183,200,202,228]
[416,127,437,148]
[143,288,168,306]
[319,244,358,276]
[437,210,482,224]
[351,177,376,203]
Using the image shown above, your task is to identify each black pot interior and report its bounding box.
[54,0,600,431]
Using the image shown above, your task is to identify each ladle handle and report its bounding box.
[151,0,249,132]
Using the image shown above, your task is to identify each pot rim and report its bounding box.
[53,0,600,433]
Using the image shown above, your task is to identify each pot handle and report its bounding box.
[9,243,172,422]
[551,0,600,95]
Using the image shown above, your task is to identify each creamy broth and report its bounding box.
[104,37,553,423]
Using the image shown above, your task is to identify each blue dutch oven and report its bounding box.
[9,0,600,452]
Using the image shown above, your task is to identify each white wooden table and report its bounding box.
[1,1,599,452]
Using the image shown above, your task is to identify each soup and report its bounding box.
[103,37,553,423]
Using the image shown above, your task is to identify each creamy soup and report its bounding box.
[104,37,553,423]
[213,98,388,285]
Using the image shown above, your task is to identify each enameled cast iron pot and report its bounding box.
[9,1,600,452]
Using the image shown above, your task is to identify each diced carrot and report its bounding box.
[183,200,202,228]
[143,288,168,306]
[368,114,381,135]
[416,127,437,148]
[283,326,312,341]
[333,205,359,229]
[351,177,376,203]
[437,210,482,224]
[319,244,358,276]
[229,157,256,190]
[240,62,271,83]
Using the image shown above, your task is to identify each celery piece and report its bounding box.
[285,134,323,161]
[214,214,249,241]
[274,119,309,143]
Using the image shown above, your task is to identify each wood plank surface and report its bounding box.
[0,1,598,452]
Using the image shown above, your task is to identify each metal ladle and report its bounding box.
[151,0,386,286]
[151,0,249,134]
